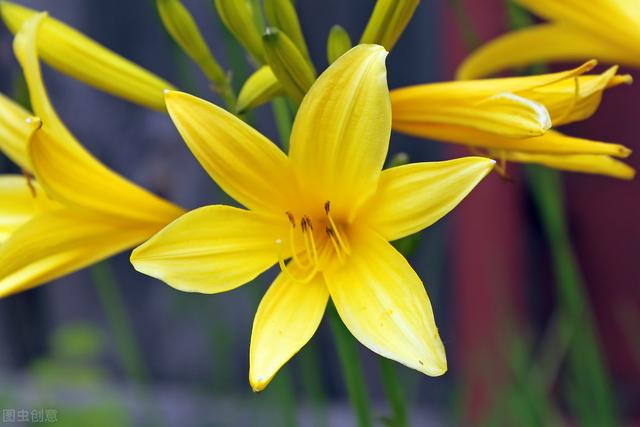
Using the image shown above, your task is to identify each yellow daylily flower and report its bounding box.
[0,1,175,110]
[130,45,495,391]
[0,14,184,297]
[391,61,635,178]
[457,0,640,79]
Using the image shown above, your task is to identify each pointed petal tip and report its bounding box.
[249,374,270,393]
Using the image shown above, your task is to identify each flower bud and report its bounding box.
[360,0,420,51]
[157,0,226,86]
[214,0,265,64]
[236,66,284,113]
[263,27,316,103]
[264,0,309,60]
[0,1,174,111]
[327,25,352,64]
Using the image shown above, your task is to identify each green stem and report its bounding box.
[298,342,328,427]
[526,166,619,427]
[328,303,373,427]
[90,261,148,384]
[379,358,408,427]
[271,97,293,151]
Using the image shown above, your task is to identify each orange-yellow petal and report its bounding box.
[0,92,33,171]
[289,45,391,221]
[457,24,638,80]
[249,266,328,392]
[165,90,295,214]
[325,229,446,376]
[131,205,290,294]
[0,209,159,298]
[0,175,59,244]
[361,157,494,241]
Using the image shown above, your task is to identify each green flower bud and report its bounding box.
[326,25,352,64]
[236,66,285,113]
[157,0,232,104]
[360,0,420,51]
[263,0,310,59]
[214,0,265,63]
[263,27,316,104]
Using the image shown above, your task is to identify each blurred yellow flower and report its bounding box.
[457,0,640,79]
[391,61,635,179]
[0,14,184,297]
[0,1,175,110]
[130,45,495,391]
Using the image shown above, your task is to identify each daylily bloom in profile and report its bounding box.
[0,1,174,110]
[0,14,183,297]
[131,45,495,391]
[391,61,635,179]
[457,0,640,80]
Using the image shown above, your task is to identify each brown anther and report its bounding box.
[285,211,295,227]
[326,227,335,237]
[324,201,331,214]
[303,215,313,230]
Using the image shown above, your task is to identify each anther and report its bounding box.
[285,211,295,227]
[324,201,331,214]
[302,215,313,231]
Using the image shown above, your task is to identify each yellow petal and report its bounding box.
[131,205,290,294]
[392,121,632,158]
[2,2,174,111]
[15,14,182,224]
[521,66,632,127]
[457,24,638,80]
[236,66,285,113]
[29,127,183,223]
[249,266,328,392]
[0,92,33,171]
[289,45,391,221]
[517,0,640,53]
[503,151,635,179]
[361,158,494,241]
[0,175,59,243]
[0,209,159,298]
[325,229,446,376]
[165,90,295,213]
[391,89,551,139]
[403,61,596,99]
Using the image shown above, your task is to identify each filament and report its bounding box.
[276,239,318,284]
[324,201,351,255]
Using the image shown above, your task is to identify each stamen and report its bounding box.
[302,217,319,265]
[324,201,351,255]
[286,211,296,228]
[326,227,345,263]
[276,239,318,284]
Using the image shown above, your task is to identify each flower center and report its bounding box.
[275,201,350,283]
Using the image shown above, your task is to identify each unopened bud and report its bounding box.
[236,66,285,113]
[263,27,316,104]
[360,0,420,51]
[326,25,352,64]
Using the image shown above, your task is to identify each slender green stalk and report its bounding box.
[271,97,293,151]
[298,342,328,427]
[526,166,619,427]
[328,303,373,427]
[379,358,408,427]
[90,261,148,384]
